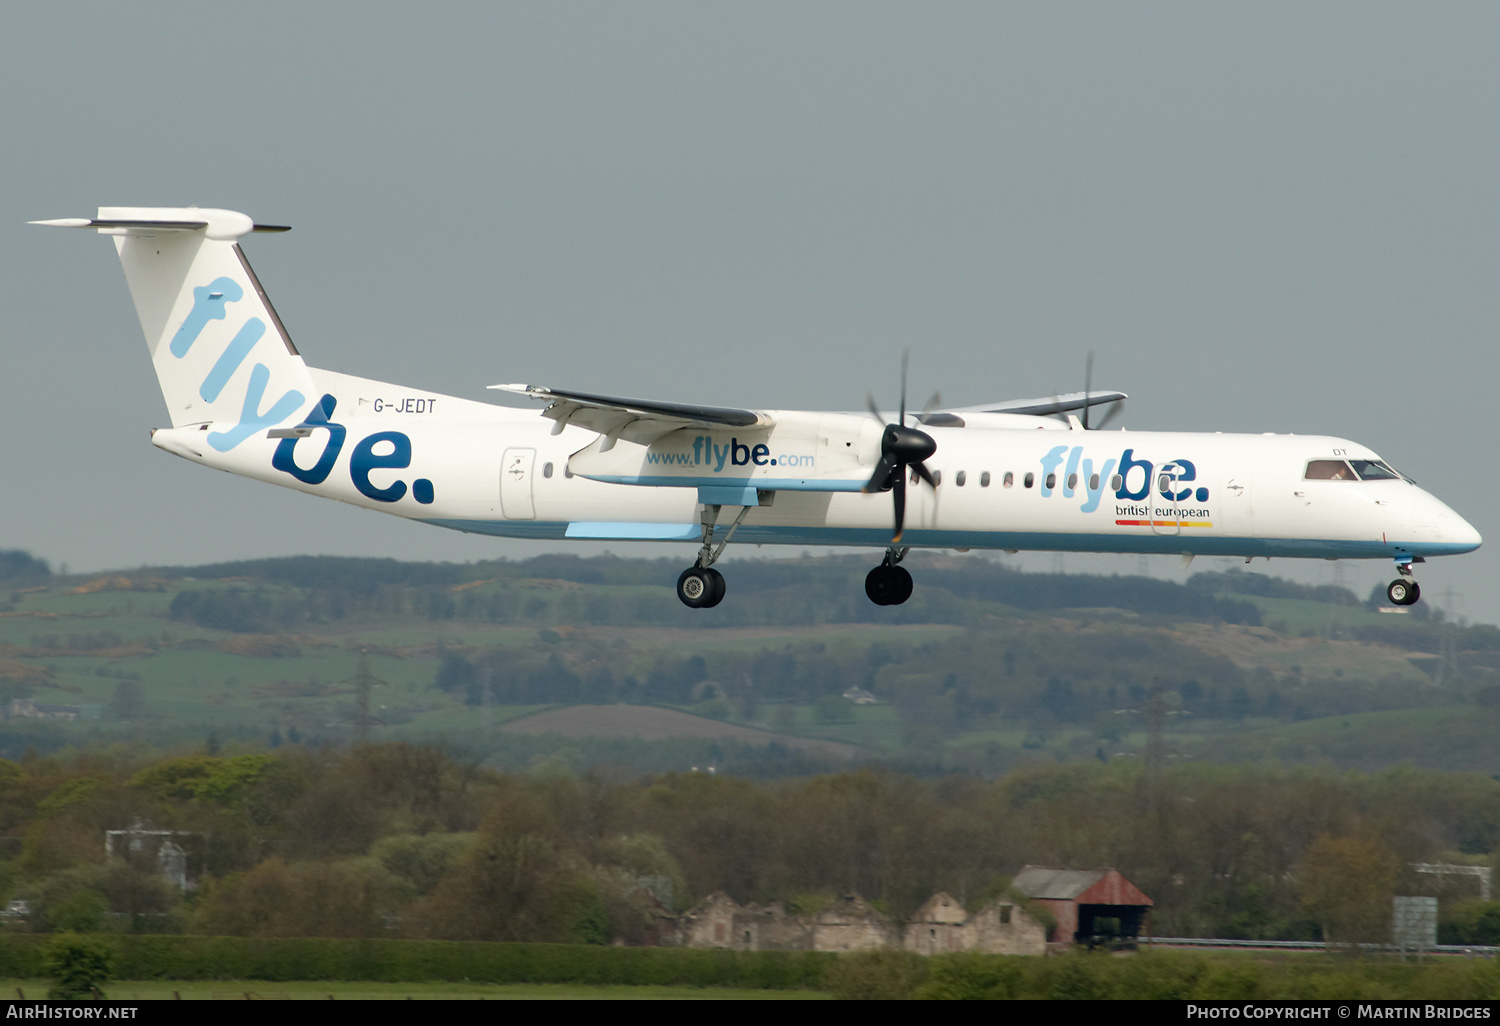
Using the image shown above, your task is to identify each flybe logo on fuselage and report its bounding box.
[645,436,815,472]
[1038,445,1208,513]
[173,277,433,505]
[271,394,435,505]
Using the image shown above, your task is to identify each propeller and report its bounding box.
[862,352,939,543]
[1080,351,1125,430]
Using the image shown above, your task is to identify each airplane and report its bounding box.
[33,206,1481,609]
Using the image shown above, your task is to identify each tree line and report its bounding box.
[3,742,1498,946]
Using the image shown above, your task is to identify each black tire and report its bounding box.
[889,565,914,605]
[865,565,896,605]
[1387,579,1414,606]
[702,567,726,608]
[677,567,715,608]
[1407,581,1421,605]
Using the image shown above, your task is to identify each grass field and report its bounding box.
[500,704,860,758]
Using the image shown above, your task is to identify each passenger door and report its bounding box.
[500,447,536,519]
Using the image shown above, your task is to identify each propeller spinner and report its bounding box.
[862,353,939,543]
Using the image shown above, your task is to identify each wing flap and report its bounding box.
[920,390,1127,424]
[492,383,773,443]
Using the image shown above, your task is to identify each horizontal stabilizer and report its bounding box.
[40,205,315,439]
[31,208,289,241]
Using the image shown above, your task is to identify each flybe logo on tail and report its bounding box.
[172,277,435,506]
[170,277,305,451]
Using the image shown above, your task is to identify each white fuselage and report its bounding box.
[38,205,1475,572]
[150,367,1481,564]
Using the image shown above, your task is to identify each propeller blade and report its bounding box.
[862,455,897,494]
[1095,400,1125,431]
[920,391,942,423]
[866,392,886,425]
[1083,351,1094,430]
[892,471,907,542]
[866,352,937,542]
[899,350,909,426]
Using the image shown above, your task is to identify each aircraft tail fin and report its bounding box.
[33,207,314,450]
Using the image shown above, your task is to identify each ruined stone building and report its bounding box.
[676,890,1045,955]
[676,891,814,951]
[812,894,897,951]
[903,891,1047,956]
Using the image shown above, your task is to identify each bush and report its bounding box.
[44,934,115,999]
[916,953,1025,999]
[822,950,927,999]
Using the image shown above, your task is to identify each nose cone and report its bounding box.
[1448,512,1483,552]
[1410,488,1482,554]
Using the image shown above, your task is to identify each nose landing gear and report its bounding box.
[1386,579,1420,606]
[866,547,914,606]
[1386,557,1423,607]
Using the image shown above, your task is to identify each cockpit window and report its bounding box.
[1349,459,1401,481]
[1305,460,1355,480]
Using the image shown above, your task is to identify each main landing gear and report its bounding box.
[1386,557,1423,607]
[676,503,752,609]
[677,565,725,608]
[866,547,914,606]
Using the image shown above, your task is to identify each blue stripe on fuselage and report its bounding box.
[415,518,1473,559]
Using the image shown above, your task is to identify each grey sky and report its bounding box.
[4,3,1497,620]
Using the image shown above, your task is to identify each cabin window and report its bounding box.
[1067,473,1077,490]
[955,470,967,487]
[1350,459,1401,481]
[1305,459,1356,481]
[1110,474,1122,491]
[1045,473,1056,490]
[933,470,942,486]
[980,471,991,487]
[1024,472,1034,489]
[1089,473,1100,491]
[542,462,554,479]
[564,466,574,479]
[1003,471,1013,488]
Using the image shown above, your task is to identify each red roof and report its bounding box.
[1013,866,1153,907]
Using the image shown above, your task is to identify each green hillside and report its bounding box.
[0,550,1493,776]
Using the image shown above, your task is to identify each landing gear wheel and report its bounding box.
[890,565,913,605]
[1387,579,1420,606]
[866,565,914,606]
[678,567,716,608]
[702,567,726,608]
[677,566,726,608]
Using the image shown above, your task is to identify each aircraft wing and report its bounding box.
[918,390,1127,426]
[491,384,773,444]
